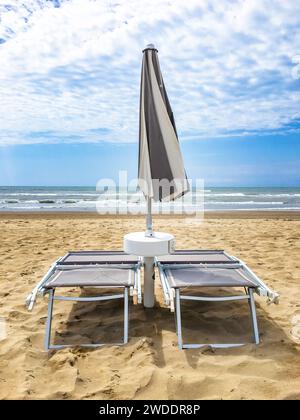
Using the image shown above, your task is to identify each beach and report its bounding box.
[0,211,299,400]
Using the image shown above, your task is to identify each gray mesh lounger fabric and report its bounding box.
[29,251,141,350]
[157,250,261,348]
[158,250,235,264]
[58,251,139,265]
[165,267,256,288]
[44,268,135,288]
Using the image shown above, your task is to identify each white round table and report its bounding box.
[123,231,175,308]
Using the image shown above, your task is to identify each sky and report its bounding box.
[0,0,300,187]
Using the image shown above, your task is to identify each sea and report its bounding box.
[0,186,300,213]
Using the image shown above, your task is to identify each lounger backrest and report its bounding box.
[58,251,139,265]
[158,250,237,264]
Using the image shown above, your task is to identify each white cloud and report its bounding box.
[0,0,299,145]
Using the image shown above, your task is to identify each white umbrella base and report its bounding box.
[123,231,175,307]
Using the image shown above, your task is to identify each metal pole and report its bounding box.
[145,196,153,237]
[144,196,154,307]
[175,289,183,349]
[248,288,260,344]
[45,289,54,351]
[124,287,129,343]
[143,256,155,308]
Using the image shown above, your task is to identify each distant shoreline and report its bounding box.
[1,210,300,220]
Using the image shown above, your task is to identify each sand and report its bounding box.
[0,211,299,400]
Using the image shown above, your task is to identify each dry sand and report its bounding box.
[0,212,299,400]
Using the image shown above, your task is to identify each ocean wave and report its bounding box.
[0,192,99,197]
[2,205,300,213]
[2,191,299,200]
[248,194,300,198]
[205,207,300,211]
[205,201,284,205]
[2,193,59,196]
[205,193,246,197]
[1,186,300,213]
[0,199,288,207]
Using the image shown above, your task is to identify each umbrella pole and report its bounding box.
[145,196,153,237]
[144,197,155,307]
[143,256,155,308]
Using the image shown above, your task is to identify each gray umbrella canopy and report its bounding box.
[138,44,189,203]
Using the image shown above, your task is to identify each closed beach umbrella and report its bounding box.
[138,44,189,236]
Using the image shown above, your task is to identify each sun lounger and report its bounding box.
[26,251,142,350]
[156,250,279,349]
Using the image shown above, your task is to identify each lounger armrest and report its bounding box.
[237,259,280,305]
[25,286,47,311]
[267,291,280,305]
[25,257,63,311]
[25,292,35,311]
[256,287,280,304]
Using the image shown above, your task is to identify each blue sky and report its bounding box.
[1,133,300,187]
[0,0,300,186]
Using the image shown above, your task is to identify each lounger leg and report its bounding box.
[45,289,54,351]
[248,288,260,344]
[174,301,178,335]
[175,289,183,349]
[124,287,129,344]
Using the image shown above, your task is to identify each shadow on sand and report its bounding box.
[49,284,293,370]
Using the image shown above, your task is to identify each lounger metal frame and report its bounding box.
[26,252,142,350]
[157,250,279,305]
[174,287,259,349]
[45,286,130,350]
[225,251,279,304]
[27,249,278,351]
[26,253,142,311]
[156,250,278,349]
